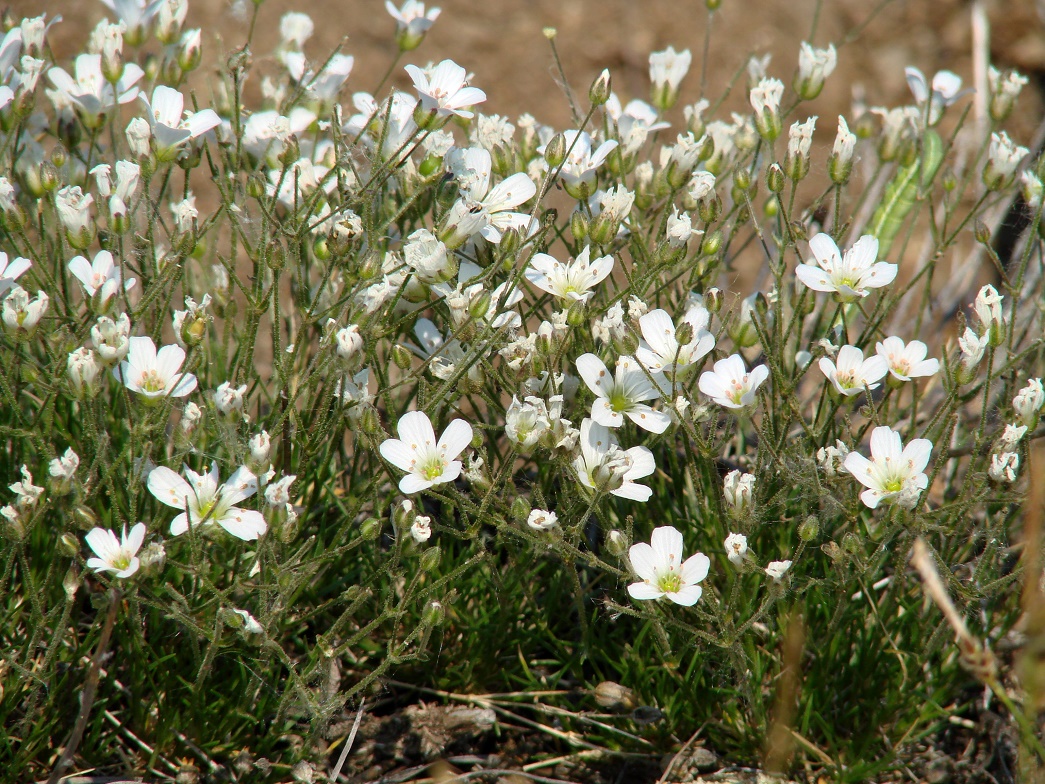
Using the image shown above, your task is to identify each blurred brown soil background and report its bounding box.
[12,0,1045,141]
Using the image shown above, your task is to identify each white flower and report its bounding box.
[505,396,551,450]
[405,59,485,120]
[875,336,939,382]
[527,509,559,531]
[91,313,131,365]
[797,233,896,301]
[666,208,697,248]
[2,286,49,335]
[85,523,147,579]
[212,382,247,418]
[989,452,1019,484]
[765,560,792,581]
[698,354,769,410]
[525,245,613,304]
[335,368,374,419]
[385,0,441,50]
[47,53,144,125]
[649,46,691,109]
[688,170,716,201]
[830,115,856,182]
[49,448,80,482]
[404,228,454,283]
[985,132,1029,190]
[54,186,94,241]
[750,77,784,139]
[988,66,1029,121]
[248,431,271,468]
[68,250,135,307]
[636,306,715,380]
[820,345,889,397]
[573,418,656,501]
[231,609,263,635]
[905,66,965,126]
[957,327,990,383]
[605,95,669,155]
[1013,379,1045,429]
[67,347,101,396]
[140,85,221,159]
[627,525,709,606]
[116,336,197,400]
[0,252,31,296]
[279,12,313,47]
[410,515,432,542]
[551,130,618,199]
[795,42,836,99]
[817,440,850,476]
[843,426,932,510]
[264,474,296,507]
[98,0,161,42]
[724,532,748,567]
[723,470,755,516]
[785,116,817,177]
[998,424,1028,452]
[379,411,473,494]
[148,463,267,540]
[335,324,363,361]
[576,353,670,434]
[10,466,42,508]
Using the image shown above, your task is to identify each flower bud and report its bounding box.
[700,229,722,256]
[543,133,567,168]
[139,541,167,576]
[606,529,629,557]
[589,69,611,107]
[63,566,80,599]
[511,495,531,523]
[570,209,589,242]
[593,681,636,711]
[59,532,79,557]
[419,545,441,572]
[360,516,382,540]
[391,344,413,369]
[423,600,446,627]
[798,515,819,541]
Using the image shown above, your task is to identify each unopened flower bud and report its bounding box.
[423,600,445,627]
[59,532,79,557]
[391,344,413,370]
[606,529,629,557]
[700,229,722,256]
[543,133,567,168]
[361,517,382,540]
[511,495,530,523]
[589,68,611,107]
[798,515,819,541]
[139,541,166,575]
[419,545,441,571]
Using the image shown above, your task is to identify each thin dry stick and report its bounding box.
[330,698,366,783]
[764,611,806,775]
[47,588,121,784]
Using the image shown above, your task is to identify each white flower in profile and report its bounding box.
[525,245,614,304]
[989,452,1019,484]
[998,423,1028,452]
[636,306,715,380]
[984,132,1029,190]
[551,130,618,198]
[796,233,896,301]
[443,147,536,244]
[0,252,31,296]
[765,560,793,581]
[405,59,485,119]
[231,608,263,634]
[905,66,966,126]
[147,463,267,540]
[573,418,656,501]
[875,336,939,382]
[2,286,49,335]
[843,425,932,510]
[724,532,748,567]
[98,0,163,43]
[649,46,691,109]
[698,354,769,410]
[627,525,709,606]
[140,85,221,159]
[576,353,670,434]
[116,336,197,400]
[85,522,147,579]
[379,411,473,494]
[795,42,837,99]
[91,312,131,365]
[605,94,670,155]
[957,327,990,384]
[973,284,1004,342]
[385,0,441,50]
[68,250,136,308]
[1013,378,1045,429]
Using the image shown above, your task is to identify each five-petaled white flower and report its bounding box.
[573,418,656,501]
[379,410,474,494]
[148,463,267,540]
[627,525,709,606]
[875,336,940,382]
[636,306,715,380]
[698,354,769,410]
[116,336,197,400]
[796,233,896,301]
[576,353,670,434]
[525,245,613,304]
[68,250,136,308]
[140,84,221,159]
[85,522,147,579]
[385,0,441,50]
[405,59,485,119]
[47,53,144,126]
[819,345,889,397]
[843,425,932,510]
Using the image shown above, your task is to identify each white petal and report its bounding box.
[437,419,473,461]
[148,466,192,509]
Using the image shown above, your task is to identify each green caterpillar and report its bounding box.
[870,129,945,255]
